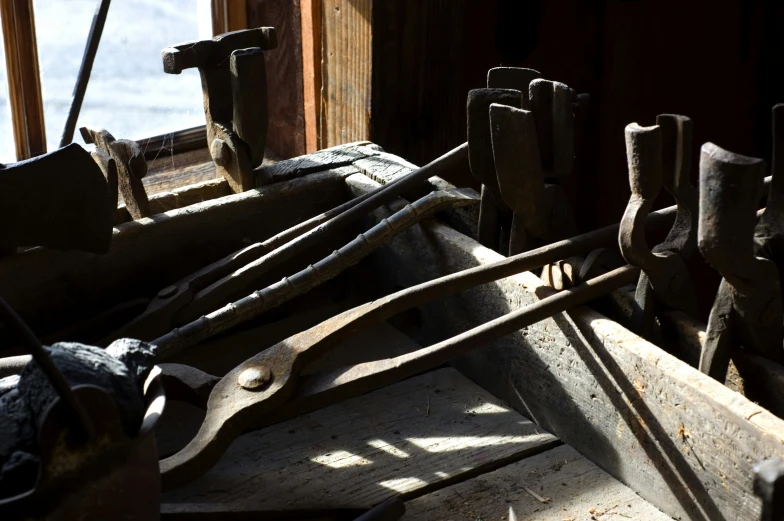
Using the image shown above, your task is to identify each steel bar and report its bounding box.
[254,266,641,430]
[160,265,639,490]
[59,0,111,147]
[153,201,677,359]
[155,188,477,360]
[172,142,469,322]
[0,298,94,439]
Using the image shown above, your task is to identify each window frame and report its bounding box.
[0,0,247,161]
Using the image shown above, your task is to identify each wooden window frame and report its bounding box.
[0,0,247,162]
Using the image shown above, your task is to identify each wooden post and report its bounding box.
[0,0,46,160]
[300,0,322,153]
[211,0,248,35]
[247,0,307,159]
[314,1,465,167]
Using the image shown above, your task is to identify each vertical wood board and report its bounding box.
[321,0,372,147]
[247,0,307,158]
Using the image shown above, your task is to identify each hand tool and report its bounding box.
[467,88,523,250]
[165,143,469,326]
[699,140,784,381]
[107,188,379,342]
[159,264,640,490]
[489,103,577,254]
[528,79,575,179]
[146,187,678,362]
[618,120,699,339]
[59,0,111,147]
[102,142,468,344]
[162,28,277,193]
[486,67,541,109]
[81,126,151,219]
[0,143,113,253]
[755,457,784,521]
[153,188,477,358]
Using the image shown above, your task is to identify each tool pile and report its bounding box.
[0,26,782,520]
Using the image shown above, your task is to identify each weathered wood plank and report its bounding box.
[0,169,351,337]
[248,0,307,159]
[300,0,322,153]
[321,0,372,148]
[115,178,232,224]
[162,368,559,509]
[349,174,784,520]
[403,444,670,520]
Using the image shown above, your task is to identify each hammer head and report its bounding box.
[0,144,113,253]
[162,28,277,75]
[529,79,575,178]
[487,67,541,110]
[467,88,523,198]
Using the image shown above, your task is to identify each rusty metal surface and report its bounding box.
[81,126,151,219]
[619,121,699,339]
[162,28,277,193]
[486,67,541,110]
[154,187,477,360]
[528,79,574,179]
[467,88,522,250]
[699,139,784,381]
[489,103,576,254]
[159,262,639,491]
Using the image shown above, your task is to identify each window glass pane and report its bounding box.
[0,39,18,162]
[34,0,209,151]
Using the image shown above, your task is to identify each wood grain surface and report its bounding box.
[162,368,559,509]
[248,0,306,159]
[404,444,670,520]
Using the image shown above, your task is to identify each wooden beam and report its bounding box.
[300,0,322,152]
[0,0,46,160]
[247,0,306,158]
[211,0,247,35]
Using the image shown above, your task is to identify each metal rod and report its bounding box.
[257,266,641,429]
[154,200,676,357]
[174,142,470,322]
[58,0,111,148]
[0,298,94,439]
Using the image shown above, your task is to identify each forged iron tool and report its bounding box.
[487,67,541,110]
[1,184,682,382]
[152,188,477,358]
[489,102,577,255]
[105,143,469,343]
[0,143,113,254]
[159,264,641,490]
[699,140,784,381]
[467,88,523,250]
[755,458,784,521]
[619,120,699,338]
[81,126,151,219]
[528,79,575,179]
[162,28,277,192]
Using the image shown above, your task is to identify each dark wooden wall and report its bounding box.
[456,0,783,319]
